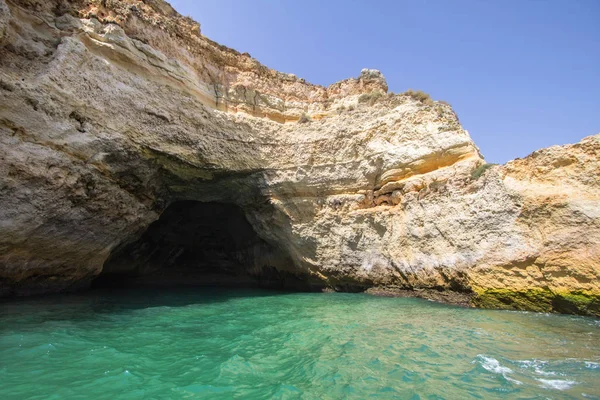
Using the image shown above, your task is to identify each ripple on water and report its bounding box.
[0,288,599,399]
[537,378,578,390]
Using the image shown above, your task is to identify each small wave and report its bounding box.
[518,359,556,376]
[537,379,577,390]
[585,362,599,370]
[504,375,523,385]
[476,355,512,374]
[474,355,522,385]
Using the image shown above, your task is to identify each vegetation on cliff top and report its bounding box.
[403,89,434,106]
[471,163,498,179]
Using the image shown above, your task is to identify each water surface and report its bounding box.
[1,288,599,399]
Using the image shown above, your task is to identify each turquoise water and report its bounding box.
[1,288,599,399]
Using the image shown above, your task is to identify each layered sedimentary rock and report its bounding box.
[0,0,598,315]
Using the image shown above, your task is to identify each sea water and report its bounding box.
[1,288,599,399]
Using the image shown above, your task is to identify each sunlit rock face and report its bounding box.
[0,0,598,315]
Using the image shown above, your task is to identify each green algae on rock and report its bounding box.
[473,289,600,317]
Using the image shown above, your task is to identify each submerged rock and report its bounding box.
[0,0,598,315]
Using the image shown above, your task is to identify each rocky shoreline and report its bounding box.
[365,287,473,308]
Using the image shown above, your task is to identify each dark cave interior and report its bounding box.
[92,201,310,290]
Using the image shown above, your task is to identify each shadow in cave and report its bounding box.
[0,287,295,326]
[92,201,315,292]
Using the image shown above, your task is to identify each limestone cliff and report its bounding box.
[0,0,598,316]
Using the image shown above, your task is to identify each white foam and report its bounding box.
[475,355,522,384]
[585,362,599,370]
[537,379,577,390]
[477,355,512,374]
[518,359,556,376]
[535,367,556,376]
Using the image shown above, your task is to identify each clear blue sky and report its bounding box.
[169,0,599,164]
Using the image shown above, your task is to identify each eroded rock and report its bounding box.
[0,0,598,315]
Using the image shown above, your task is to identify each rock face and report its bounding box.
[0,0,598,315]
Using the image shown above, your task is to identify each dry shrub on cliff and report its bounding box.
[358,91,383,105]
[298,113,311,124]
[471,163,498,179]
[404,89,434,106]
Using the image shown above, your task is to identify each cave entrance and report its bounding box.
[93,201,301,289]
